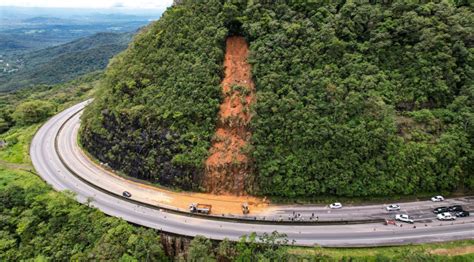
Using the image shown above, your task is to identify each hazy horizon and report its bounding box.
[0,6,168,18]
[0,0,173,10]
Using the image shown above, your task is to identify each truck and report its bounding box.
[189,203,212,214]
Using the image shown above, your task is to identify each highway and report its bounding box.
[30,100,474,247]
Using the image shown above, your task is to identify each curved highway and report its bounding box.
[31,101,474,247]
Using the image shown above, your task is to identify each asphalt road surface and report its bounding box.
[30,101,474,247]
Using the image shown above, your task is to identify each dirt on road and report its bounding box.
[203,36,255,195]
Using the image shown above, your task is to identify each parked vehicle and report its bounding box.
[431,195,445,202]
[384,219,397,226]
[454,211,470,217]
[448,205,463,212]
[437,212,456,221]
[122,191,132,198]
[433,207,449,214]
[386,204,401,211]
[329,202,342,209]
[395,214,414,224]
[242,202,250,214]
[189,203,212,214]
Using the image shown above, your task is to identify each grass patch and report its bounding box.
[0,166,42,190]
[288,240,474,260]
[0,124,39,164]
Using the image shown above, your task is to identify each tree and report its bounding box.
[216,238,235,262]
[81,0,473,198]
[187,235,215,262]
[12,100,55,125]
[0,177,168,261]
[0,117,10,133]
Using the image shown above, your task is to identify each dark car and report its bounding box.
[122,191,132,198]
[433,207,449,214]
[455,211,470,217]
[448,205,463,212]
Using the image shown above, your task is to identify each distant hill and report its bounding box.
[0,7,163,56]
[0,32,133,92]
[22,16,73,24]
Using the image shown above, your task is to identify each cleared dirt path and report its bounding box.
[204,36,255,195]
[0,159,32,170]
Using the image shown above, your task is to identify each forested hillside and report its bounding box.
[0,32,133,92]
[81,3,226,190]
[1,65,473,262]
[81,0,473,197]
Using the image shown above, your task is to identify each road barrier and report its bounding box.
[54,105,386,226]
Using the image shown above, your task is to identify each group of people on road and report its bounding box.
[284,211,319,222]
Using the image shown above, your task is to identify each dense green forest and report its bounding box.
[0,69,472,262]
[0,32,133,92]
[81,0,473,197]
[0,175,167,261]
[0,73,101,135]
[81,3,226,190]
[0,75,165,260]
[0,76,167,260]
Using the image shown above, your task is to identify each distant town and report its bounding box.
[0,55,21,75]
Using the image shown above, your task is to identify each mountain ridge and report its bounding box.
[0,31,134,92]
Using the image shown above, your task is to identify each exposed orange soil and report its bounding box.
[78,36,267,214]
[83,149,269,215]
[164,191,268,215]
[204,36,255,195]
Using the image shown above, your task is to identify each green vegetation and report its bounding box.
[186,234,474,261]
[0,76,169,261]
[0,72,472,258]
[0,2,473,259]
[0,72,100,134]
[247,1,473,198]
[187,232,291,261]
[82,1,473,198]
[0,124,38,164]
[12,100,55,125]
[0,32,133,92]
[81,2,226,190]
[288,240,474,261]
[0,168,167,261]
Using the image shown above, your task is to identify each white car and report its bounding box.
[386,204,401,211]
[431,195,445,202]
[437,212,456,221]
[395,214,414,224]
[329,202,342,209]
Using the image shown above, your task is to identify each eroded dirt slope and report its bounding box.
[203,36,255,195]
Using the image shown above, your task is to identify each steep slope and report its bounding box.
[81,1,473,197]
[204,36,255,195]
[81,3,226,190]
[0,32,133,92]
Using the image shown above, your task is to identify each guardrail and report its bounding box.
[54,105,385,225]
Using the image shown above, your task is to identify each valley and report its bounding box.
[1,1,473,260]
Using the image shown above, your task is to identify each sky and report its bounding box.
[0,0,173,10]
